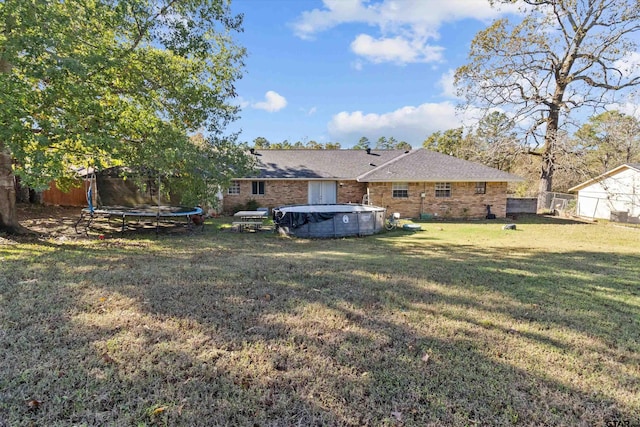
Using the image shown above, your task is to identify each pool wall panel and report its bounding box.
[274,205,386,238]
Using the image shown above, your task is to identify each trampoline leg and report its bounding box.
[74,212,94,235]
[74,212,85,234]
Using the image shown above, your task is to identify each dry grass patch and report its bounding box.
[1,214,639,426]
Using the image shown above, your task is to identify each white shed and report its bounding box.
[569,164,640,223]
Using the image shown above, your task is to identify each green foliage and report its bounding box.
[0,0,252,206]
[423,128,468,157]
[575,111,640,174]
[471,112,520,172]
[232,198,260,213]
[244,198,260,211]
[253,137,271,149]
[353,137,370,150]
[246,136,410,151]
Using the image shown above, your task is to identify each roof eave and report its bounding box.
[359,177,524,183]
[568,164,638,192]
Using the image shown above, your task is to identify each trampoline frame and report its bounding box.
[75,205,204,234]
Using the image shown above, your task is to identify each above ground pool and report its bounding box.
[273,204,386,238]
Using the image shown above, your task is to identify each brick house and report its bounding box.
[223,148,522,219]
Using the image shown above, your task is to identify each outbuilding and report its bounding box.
[569,163,640,223]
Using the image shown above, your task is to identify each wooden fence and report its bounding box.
[41,181,87,207]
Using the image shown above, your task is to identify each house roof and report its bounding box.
[568,163,640,192]
[242,148,523,182]
[357,149,524,182]
[246,149,407,179]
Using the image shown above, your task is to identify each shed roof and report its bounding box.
[568,163,640,192]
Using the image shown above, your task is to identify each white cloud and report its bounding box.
[293,0,507,38]
[605,101,640,120]
[292,0,517,65]
[252,91,287,112]
[614,51,640,78]
[292,0,375,40]
[351,34,444,64]
[327,101,478,145]
[438,69,460,99]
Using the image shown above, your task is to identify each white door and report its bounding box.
[308,181,337,204]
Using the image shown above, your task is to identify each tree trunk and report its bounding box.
[0,144,22,233]
[537,101,561,213]
[1,33,28,233]
[537,154,553,213]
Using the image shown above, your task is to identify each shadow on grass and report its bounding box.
[1,224,638,426]
[417,213,594,226]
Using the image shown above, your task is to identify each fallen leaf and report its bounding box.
[421,353,430,363]
[152,406,167,415]
[391,411,402,421]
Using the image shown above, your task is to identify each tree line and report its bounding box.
[247,136,412,151]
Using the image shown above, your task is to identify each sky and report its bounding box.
[226,0,522,148]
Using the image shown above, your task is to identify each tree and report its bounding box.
[396,141,412,151]
[0,0,253,232]
[353,137,370,150]
[306,140,323,149]
[575,111,640,174]
[423,128,470,158]
[375,136,397,150]
[252,137,271,149]
[455,0,640,211]
[471,111,520,172]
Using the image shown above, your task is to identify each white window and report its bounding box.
[392,182,409,198]
[475,182,486,194]
[227,181,240,195]
[252,181,265,195]
[435,182,451,198]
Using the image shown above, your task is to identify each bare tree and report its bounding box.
[455,0,640,211]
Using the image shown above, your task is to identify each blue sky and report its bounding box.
[226,0,521,148]
[227,0,640,149]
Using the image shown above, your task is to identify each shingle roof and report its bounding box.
[246,149,407,179]
[358,149,524,182]
[242,148,523,182]
[568,163,640,192]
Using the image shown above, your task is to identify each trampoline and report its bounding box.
[74,168,204,234]
[75,205,204,234]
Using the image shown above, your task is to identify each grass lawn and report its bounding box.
[1,211,639,426]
